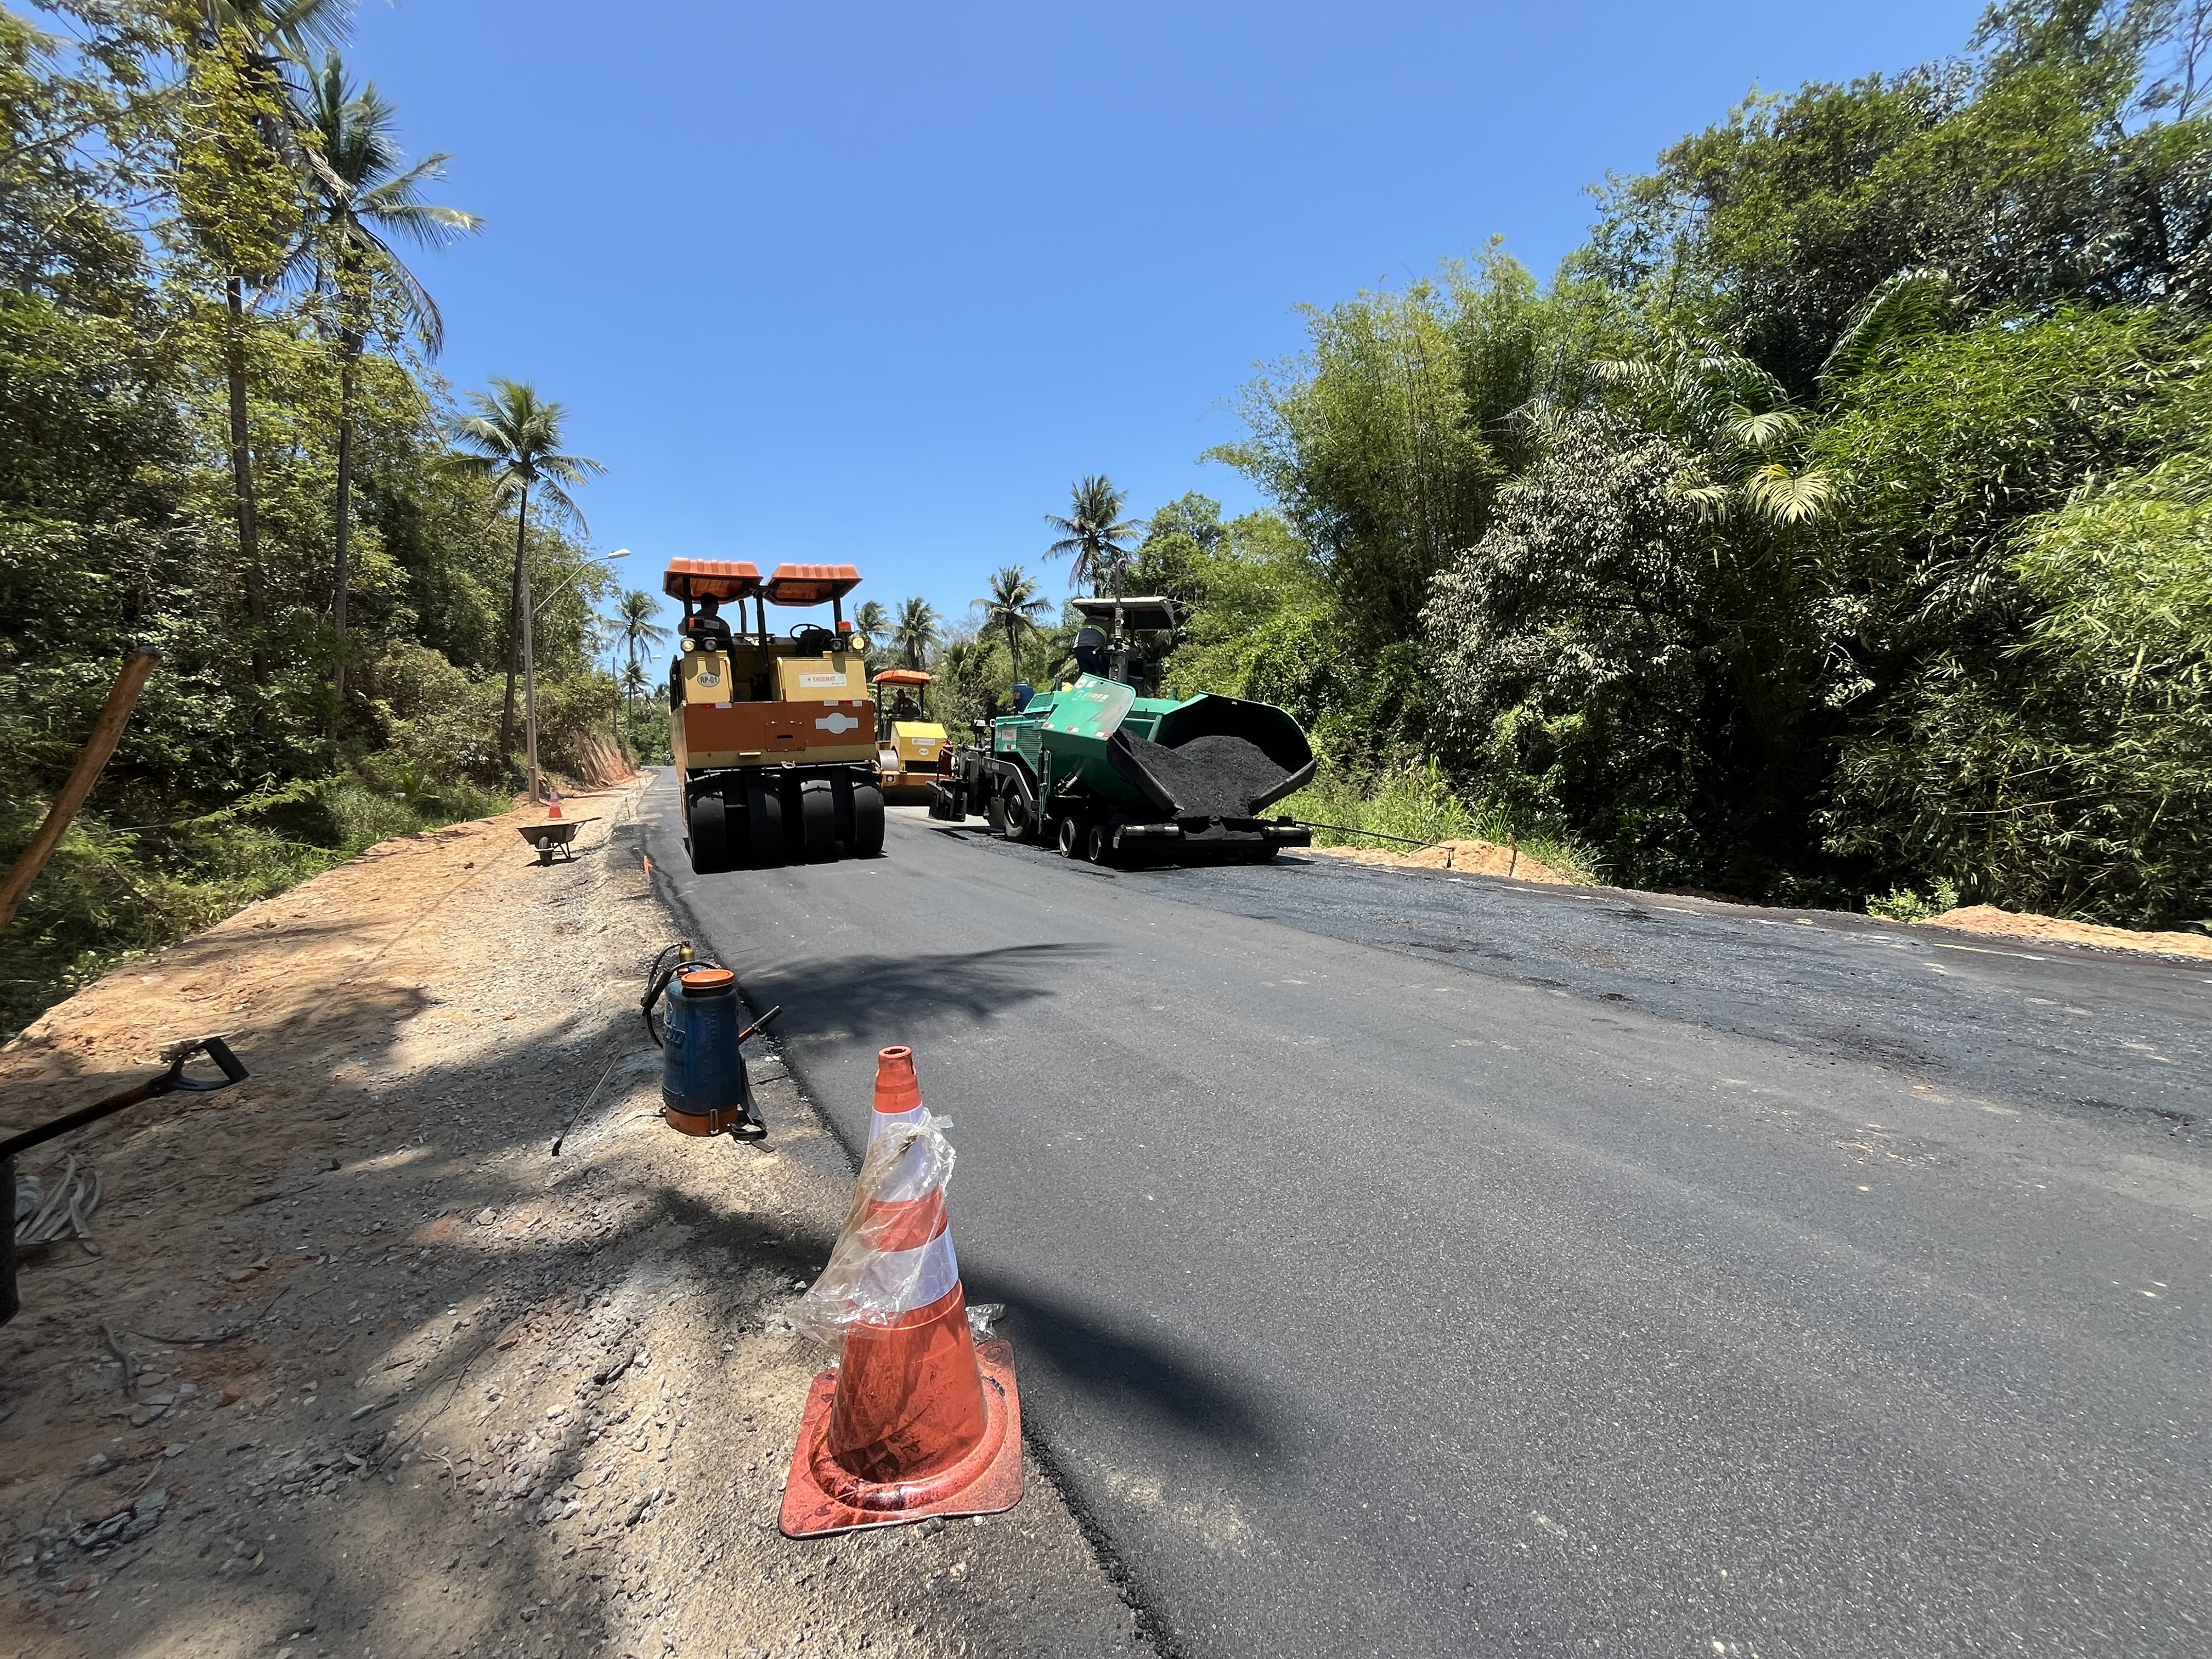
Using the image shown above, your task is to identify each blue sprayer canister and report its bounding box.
[661,965,758,1136]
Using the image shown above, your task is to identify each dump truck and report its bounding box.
[664,559,882,871]
[870,667,948,803]
[934,595,1315,865]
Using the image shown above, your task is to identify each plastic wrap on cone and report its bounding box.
[780,1092,1022,1537]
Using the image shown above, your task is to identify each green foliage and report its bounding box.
[1173,3,2212,927]
[1866,879,1962,923]
[0,5,617,1035]
[1277,758,1602,885]
[976,566,1049,697]
[1043,475,1138,597]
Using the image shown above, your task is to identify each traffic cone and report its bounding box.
[545,788,563,820]
[779,1054,1023,1538]
[867,1045,926,1144]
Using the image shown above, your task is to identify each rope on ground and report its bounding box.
[14,1153,102,1251]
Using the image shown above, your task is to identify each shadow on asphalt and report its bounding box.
[981,1283,1275,1453]
[744,943,1108,1042]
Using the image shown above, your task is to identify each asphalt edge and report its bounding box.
[631,773,1183,1659]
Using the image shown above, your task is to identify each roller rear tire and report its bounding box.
[745,785,783,866]
[799,780,838,861]
[689,792,729,873]
[850,782,886,856]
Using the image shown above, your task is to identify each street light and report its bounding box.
[523,546,627,803]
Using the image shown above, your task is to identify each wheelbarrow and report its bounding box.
[517,819,596,866]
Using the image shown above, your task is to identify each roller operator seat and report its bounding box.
[682,600,737,654]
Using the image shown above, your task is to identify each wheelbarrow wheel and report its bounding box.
[690,792,729,873]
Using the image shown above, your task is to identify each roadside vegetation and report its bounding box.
[927,3,2211,927]
[0,2,634,1036]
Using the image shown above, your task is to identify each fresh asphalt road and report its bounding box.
[641,772,2212,1658]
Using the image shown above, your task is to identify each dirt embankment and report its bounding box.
[1923,904,2212,961]
[1306,837,1568,883]
[1,787,1142,1658]
[1308,840,2210,960]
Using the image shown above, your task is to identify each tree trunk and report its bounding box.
[499,485,531,785]
[521,499,542,803]
[224,276,267,687]
[330,348,357,734]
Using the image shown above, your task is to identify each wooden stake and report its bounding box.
[0,648,160,933]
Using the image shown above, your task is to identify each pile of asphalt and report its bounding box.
[1121,731,1289,817]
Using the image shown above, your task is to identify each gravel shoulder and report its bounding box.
[1,783,1146,1659]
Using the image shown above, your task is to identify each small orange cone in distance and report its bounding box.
[779,1048,1023,1538]
[545,788,563,820]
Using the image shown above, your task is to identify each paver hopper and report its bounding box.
[939,669,1314,865]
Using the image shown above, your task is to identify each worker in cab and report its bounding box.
[683,595,736,653]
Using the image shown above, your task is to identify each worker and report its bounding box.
[683,596,735,652]
[890,689,919,723]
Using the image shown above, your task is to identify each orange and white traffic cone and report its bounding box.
[779,1049,1023,1538]
[867,1044,926,1144]
[545,788,563,820]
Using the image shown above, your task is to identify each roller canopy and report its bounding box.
[764,563,862,605]
[872,668,934,687]
[663,560,761,602]
[1069,595,1178,633]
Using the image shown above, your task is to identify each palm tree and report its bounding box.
[447,379,606,797]
[614,589,670,747]
[1044,475,1139,598]
[297,52,480,720]
[977,567,1049,698]
[892,596,941,670]
[851,599,890,658]
[619,655,653,753]
[616,589,670,670]
[179,1,356,686]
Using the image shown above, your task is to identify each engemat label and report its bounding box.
[798,672,846,687]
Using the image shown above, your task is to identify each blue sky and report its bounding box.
[347,0,1985,638]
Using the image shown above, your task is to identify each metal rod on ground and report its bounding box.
[0,648,160,933]
[1292,820,1434,849]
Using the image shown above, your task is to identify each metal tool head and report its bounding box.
[157,1035,249,1092]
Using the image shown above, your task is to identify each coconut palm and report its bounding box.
[178,1,356,686]
[892,596,941,670]
[447,379,606,796]
[978,567,1049,696]
[1044,475,1139,598]
[851,599,890,657]
[614,589,670,745]
[618,654,653,750]
[296,52,480,719]
[616,589,670,671]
